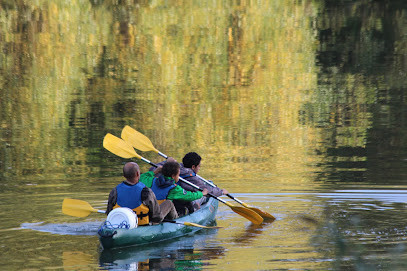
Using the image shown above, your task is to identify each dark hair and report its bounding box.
[123,162,139,179]
[182,152,201,168]
[162,161,180,178]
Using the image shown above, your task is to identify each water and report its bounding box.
[1,0,407,270]
[7,189,406,270]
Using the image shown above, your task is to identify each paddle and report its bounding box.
[62,198,105,218]
[121,126,275,221]
[162,219,222,229]
[187,175,275,221]
[103,133,263,225]
[62,198,221,229]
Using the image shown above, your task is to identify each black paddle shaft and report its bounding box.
[143,158,223,202]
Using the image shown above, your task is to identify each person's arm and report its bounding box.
[148,158,177,171]
[106,188,117,215]
[178,176,200,192]
[167,185,204,202]
[206,183,224,197]
[139,171,155,188]
[148,160,166,171]
[141,187,163,223]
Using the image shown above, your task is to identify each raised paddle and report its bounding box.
[62,198,221,229]
[121,126,275,221]
[103,133,263,225]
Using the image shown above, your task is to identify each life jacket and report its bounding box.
[114,181,150,226]
[151,175,176,204]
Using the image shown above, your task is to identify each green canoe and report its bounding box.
[98,197,219,249]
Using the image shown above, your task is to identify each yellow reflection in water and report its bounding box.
[62,251,95,270]
[1,0,327,269]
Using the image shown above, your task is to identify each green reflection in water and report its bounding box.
[302,0,407,185]
[1,0,407,270]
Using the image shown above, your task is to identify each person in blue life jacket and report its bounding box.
[106,162,178,226]
[140,161,209,216]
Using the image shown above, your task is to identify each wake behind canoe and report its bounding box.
[98,197,219,249]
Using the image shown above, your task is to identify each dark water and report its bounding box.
[1,0,407,270]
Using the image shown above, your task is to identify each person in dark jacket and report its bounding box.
[150,154,228,197]
[141,161,209,216]
[178,152,228,212]
[106,162,178,225]
[179,152,228,197]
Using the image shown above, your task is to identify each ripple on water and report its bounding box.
[20,221,103,236]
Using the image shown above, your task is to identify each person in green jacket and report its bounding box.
[140,161,208,215]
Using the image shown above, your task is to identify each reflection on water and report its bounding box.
[233,221,274,245]
[99,230,225,271]
[313,189,407,270]
[63,251,95,271]
[2,189,406,270]
[1,0,407,270]
[317,189,407,204]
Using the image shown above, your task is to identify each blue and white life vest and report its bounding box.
[114,182,150,225]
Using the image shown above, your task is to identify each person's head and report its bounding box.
[162,161,180,182]
[182,152,201,173]
[123,162,140,183]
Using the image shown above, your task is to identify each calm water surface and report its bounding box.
[1,0,407,270]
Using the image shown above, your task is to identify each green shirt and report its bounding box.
[139,171,203,202]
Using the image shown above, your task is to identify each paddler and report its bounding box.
[151,152,228,214]
[106,162,178,226]
[179,152,228,197]
[140,161,209,216]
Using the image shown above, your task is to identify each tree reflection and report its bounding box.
[302,1,407,184]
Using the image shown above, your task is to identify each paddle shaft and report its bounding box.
[152,152,247,205]
[197,176,246,205]
[143,158,231,205]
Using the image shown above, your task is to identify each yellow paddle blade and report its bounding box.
[240,202,275,221]
[121,126,158,153]
[248,207,276,222]
[103,133,141,159]
[183,222,222,229]
[62,198,98,218]
[223,200,264,224]
[230,206,264,225]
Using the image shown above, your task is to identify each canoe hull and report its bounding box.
[98,197,218,249]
